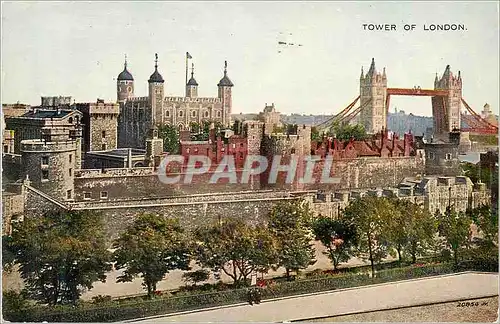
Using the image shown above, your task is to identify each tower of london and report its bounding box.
[117,54,234,149]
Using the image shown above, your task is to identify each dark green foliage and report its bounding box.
[7,210,112,305]
[385,200,439,263]
[182,270,210,286]
[436,207,473,266]
[328,122,368,141]
[2,290,30,314]
[157,124,180,154]
[312,217,357,270]
[113,214,191,297]
[268,201,316,278]
[2,235,16,272]
[311,126,321,141]
[7,262,493,323]
[193,218,278,286]
[342,196,393,275]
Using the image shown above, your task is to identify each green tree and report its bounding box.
[312,217,357,270]
[113,214,191,297]
[182,269,210,287]
[436,207,473,266]
[7,210,111,305]
[268,201,316,278]
[311,126,321,141]
[343,196,392,275]
[157,124,180,154]
[190,122,201,134]
[193,218,278,286]
[384,200,438,264]
[329,122,368,141]
[468,204,497,243]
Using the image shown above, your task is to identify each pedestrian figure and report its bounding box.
[247,289,254,306]
[254,288,262,304]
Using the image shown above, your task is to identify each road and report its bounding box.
[129,272,498,323]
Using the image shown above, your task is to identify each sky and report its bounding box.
[1,1,499,117]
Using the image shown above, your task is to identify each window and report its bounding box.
[69,154,72,163]
[240,143,244,147]
[192,110,196,117]
[67,190,72,199]
[251,124,255,129]
[102,130,106,138]
[42,169,49,180]
[3,145,8,153]
[428,152,435,160]
[445,153,452,160]
[179,110,183,117]
[166,110,170,117]
[291,148,296,154]
[101,144,107,151]
[41,156,49,166]
[68,117,73,124]
[217,111,221,117]
[232,144,236,149]
[204,111,209,117]
[84,192,91,200]
[100,191,108,199]
[239,152,243,159]
[69,168,72,176]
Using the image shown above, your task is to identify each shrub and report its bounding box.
[4,260,494,323]
[91,295,112,304]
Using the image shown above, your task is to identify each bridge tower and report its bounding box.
[431,65,462,140]
[359,58,387,134]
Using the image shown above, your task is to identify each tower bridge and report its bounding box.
[317,59,498,137]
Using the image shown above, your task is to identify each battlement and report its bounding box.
[165,96,222,103]
[20,139,77,153]
[75,167,154,178]
[76,101,119,115]
[126,97,149,102]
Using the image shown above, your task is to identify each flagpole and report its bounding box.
[185,53,188,90]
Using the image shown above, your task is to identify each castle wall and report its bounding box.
[70,191,304,242]
[73,169,261,201]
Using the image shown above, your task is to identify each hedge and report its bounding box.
[3,261,496,323]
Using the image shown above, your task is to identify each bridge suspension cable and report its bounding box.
[315,96,360,130]
[460,99,498,134]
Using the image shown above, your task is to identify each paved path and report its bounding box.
[130,272,498,323]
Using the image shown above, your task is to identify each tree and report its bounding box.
[268,201,316,278]
[182,269,210,287]
[329,122,368,141]
[157,124,180,154]
[383,200,438,264]
[343,196,392,275]
[468,204,497,244]
[311,126,321,141]
[7,210,112,305]
[312,217,357,270]
[113,214,191,297]
[436,207,473,266]
[193,218,278,286]
[190,122,201,134]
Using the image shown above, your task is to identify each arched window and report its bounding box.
[217,111,221,117]
[204,111,209,117]
[179,110,183,117]
[192,110,197,117]
[166,110,170,117]
[68,117,73,124]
